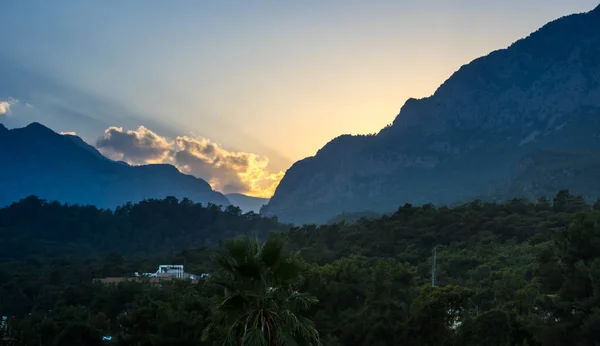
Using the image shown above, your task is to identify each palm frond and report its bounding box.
[275,261,304,285]
[227,237,252,263]
[286,292,319,311]
[276,329,299,346]
[242,328,267,346]
[237,262,262,280]
[260,237,284,267]
[201,322,214,342]
[215,255,237,275]
[294,315,321,346]
[218,293,246,311]
[211,277,238,291]
[207,236,320,346]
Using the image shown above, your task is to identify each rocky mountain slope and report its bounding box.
[492,149,600,202]
[262,5,600,224]
[0,123,230,208]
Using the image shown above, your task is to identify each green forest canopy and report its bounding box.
[1,190,600,345]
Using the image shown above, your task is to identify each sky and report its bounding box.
[0,0,598,197]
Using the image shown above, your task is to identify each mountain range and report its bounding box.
[261,4,600,224]
[0,122,231,208]
[2,6,599,224]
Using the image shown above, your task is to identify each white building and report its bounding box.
[134,265,208,280]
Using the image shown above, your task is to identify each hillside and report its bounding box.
[262,5,600,224]
[0,196,286,259]
[0,122,229,208]
[491,149,598,196]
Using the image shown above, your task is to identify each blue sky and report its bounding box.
[1,0,597,196]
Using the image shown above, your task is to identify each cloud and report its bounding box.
[0,102,10,115]
[60,131,77,136]
[95,126,284,198]
[0,98,18,116]
[96,126,174,164]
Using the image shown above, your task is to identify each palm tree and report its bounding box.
[202,235,321,346]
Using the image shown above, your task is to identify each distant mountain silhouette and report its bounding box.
[225,193,269,213]
[262,5,600,224]
[0,122,230,208]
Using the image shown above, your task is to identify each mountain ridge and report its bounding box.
[262,5,600,224]
[0,122,230,208]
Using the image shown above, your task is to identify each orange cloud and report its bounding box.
[0,98,18,116]
[97,126,174,164]
[60,131,77,136]
[96,126,283,198]
[174,136,284,198]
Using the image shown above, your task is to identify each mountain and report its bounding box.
[262,5,600,224]
[225,193,269,213]
[0,122,230,208]
[492,149,600,202]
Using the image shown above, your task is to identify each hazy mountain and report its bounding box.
[225,193,269,213]
[492,150,600,202]
[0,122,230,208]
[262,5,600,224]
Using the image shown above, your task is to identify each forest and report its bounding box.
[1,190,599,345]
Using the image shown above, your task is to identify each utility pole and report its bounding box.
[431,245,437,287]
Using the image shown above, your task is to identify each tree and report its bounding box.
[304,255,414,346]
[118,281,209,346]
[9,306,105,346]
[552,190,587,214]
[407,285,473,346]
[533,212,600,345]
[352,258,415,345]
[202,236,321,346]
[458,310,513,346]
